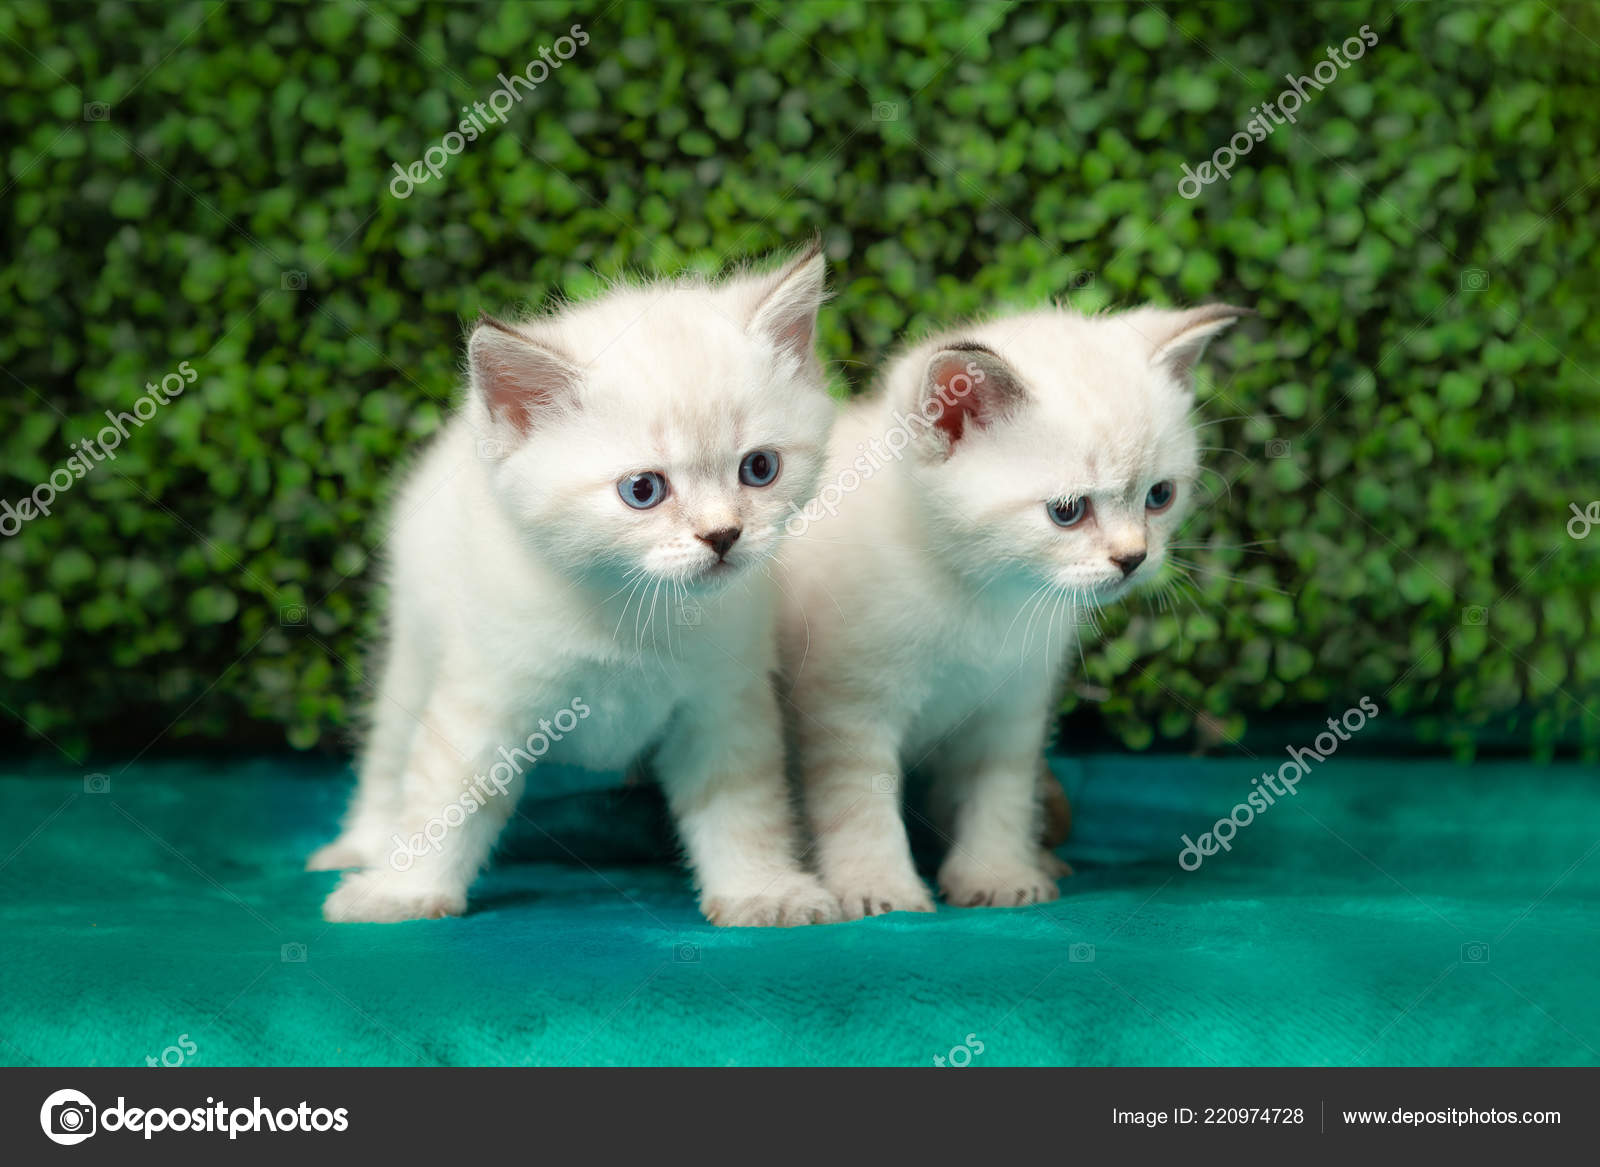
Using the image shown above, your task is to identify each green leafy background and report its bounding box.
[2,0,1596,761]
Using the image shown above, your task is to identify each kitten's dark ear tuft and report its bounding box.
[467,316,582,436]
[920,344,1028,454]
[1143,304,1255,386]
[743,239,828,364]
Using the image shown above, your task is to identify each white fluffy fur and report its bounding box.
[310,244,843,927]
[777,303,1249,918]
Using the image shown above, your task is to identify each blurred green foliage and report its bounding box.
[1,0,1596,760]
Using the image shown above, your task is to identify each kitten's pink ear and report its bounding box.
[1142,304,1255,387]
[742,239,827,364]
[467,315,583,435]
[919,344,1028,453]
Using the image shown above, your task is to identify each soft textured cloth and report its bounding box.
[1,753,1595,1066]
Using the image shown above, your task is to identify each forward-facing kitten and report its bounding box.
[777,303,1250,918]
[310,243,843,926]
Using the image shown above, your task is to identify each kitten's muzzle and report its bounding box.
[1111,549,1147,578]
[697,526,742,560]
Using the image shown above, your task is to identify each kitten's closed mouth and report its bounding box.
[685,558,740,587]
[1082,577,1135,603]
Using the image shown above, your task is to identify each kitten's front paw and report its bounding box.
[825,868,935,920]
[703,872,843,927]
[938,857,1062,909]
[321,871,466,923]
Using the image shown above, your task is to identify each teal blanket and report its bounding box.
[1,754,1595,1066]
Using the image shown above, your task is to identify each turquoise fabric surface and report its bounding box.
[1,753,1595,1066]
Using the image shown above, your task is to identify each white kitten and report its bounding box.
[310,243,843,927]
[777,303,1250,918]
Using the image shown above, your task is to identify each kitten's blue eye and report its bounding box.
[738,449,781,487]
[1048,497,1089,528]
[619,471,669,509]
[1145,480,1176,512]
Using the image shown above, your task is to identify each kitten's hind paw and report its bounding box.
[1037,849,1075,879]
[305,838,378,872]
[703,872,843,927]
[938,858,1062,909]
[322,871,466,923]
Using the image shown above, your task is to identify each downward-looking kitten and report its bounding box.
[777,303,1250,917]
[310,243,843,926]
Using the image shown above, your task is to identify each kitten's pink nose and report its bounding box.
[1111,549,1147,577]
[697,527,742,559]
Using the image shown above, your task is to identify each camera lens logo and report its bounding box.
[40,1088,97,1145]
